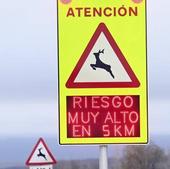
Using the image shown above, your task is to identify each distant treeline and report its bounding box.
[5,143,170,169]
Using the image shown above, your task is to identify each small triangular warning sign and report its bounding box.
[66,23,140,88]
[26,138,57,166]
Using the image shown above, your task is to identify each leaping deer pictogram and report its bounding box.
[90,49,115,79]
[37,147,47,161]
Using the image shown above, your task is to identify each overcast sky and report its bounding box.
[0,0,170,139]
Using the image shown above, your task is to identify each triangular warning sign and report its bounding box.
[66,23,140,88]
[26,138,57,166]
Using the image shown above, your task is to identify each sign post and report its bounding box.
[57,0,148,144]
[99,145,108,169]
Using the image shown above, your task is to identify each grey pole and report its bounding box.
[99,145,108,169]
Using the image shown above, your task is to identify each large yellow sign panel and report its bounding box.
[57,0,148,144]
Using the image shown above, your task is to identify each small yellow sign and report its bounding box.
[57,0,148,144]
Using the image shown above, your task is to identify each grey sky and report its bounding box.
[0,0,57,101]
[148,0,170,98]
[0,0,170,138]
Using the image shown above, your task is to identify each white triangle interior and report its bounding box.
[74,32,132,83]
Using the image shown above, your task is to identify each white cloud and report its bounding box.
[148,0,170,98]
[149,99,170,135]
[0,99,58,137]
[0,0,57,100]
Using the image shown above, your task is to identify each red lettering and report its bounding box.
[75,7,83,17]
[84,7,91,17]
[67,8,75,17]
[92,97,100,108]
[103,125,110,137]
[125,125,135,136]
[67,96,140,138]
[73,97,82,108]
[72,125,91,137]
[101,96,109,108]
[120,111,129,123]
[124,96,133,108]
[73,125,81,137]
[129,111,139,123]
[104,112,114,124]
[68,112,78,124]
[103,7,112,17]
[112,96,121,108]
[113,111,121,124]
[114,125,122,136]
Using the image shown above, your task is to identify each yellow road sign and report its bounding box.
[57,0,148,144]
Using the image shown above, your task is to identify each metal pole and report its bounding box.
[99,145,108,169]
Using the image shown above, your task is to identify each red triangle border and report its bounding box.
[26,138,57,166]
[66,23,140,88]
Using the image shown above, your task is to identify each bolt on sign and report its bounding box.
[57,0,148,144]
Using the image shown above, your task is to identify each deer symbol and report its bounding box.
[90,49,115,79]
[37,148,47,161]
